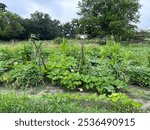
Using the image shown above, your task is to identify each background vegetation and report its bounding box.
[1,1,150,42]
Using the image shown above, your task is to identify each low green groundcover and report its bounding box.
[0,93,142,113]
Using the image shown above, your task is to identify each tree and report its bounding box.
[19,18,32,39]
[62,22,76,38]
[0,2,7,12]
[25,11,61,40]
[0,3,24,40]
[78,0,141,40]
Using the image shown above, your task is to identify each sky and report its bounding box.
[0,0,150,29]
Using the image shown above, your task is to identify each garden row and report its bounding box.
[0,40,150,94]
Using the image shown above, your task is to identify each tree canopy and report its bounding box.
[0,3,24,40]
[78,0,141,40]
[25,11,62,40]
[0,2,76,41]
[0,2,7,12]
[0,1,142,41]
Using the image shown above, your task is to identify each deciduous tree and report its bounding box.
[78,0,141,40]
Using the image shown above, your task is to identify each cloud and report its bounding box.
[1,0,150,29]
[0,0,79,23]
[139,0,150,29]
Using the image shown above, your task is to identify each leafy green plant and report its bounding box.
[1,40,149,95]
[109,93,143,111]
[127,66,150,88]
[47,48,127,94]
[0,48,12,61]
[8,63,44,89]
[17,44,33,63]
[101,40,129,81]
[47,54,80,89]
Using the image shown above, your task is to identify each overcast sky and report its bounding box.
[1,0,150,29]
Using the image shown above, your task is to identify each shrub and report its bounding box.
[7,63,44,89]
[0,60,14,73]
[53,37,63,44]
[16,44,33,63]
[127,66,150,87]
[0,59,15,84]
[101,41,129,81]
[0,48,12,61]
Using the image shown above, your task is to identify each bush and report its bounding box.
[0,44,34,73]
[101,40,129,81]
[127,66,150,87]
[0,48,12,61]
[0,93,142,113]
[53,37,63,44]
[16,44,33,63]
[5,63,44,89]
[0,59,15,84]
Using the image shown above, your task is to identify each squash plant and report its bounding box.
[46,48,127,94]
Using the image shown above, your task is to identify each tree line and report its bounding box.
[0,2,77,40]
[0,0,142,41]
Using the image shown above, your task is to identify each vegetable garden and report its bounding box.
[0,39,150,112]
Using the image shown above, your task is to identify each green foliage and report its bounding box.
[0,40,129,94]
[78,0,141,40]
[148,52,150,67]
[0,93,142,113]
[109,93,143,111]
[0,48,12,61]
[60,38,68,55]
[0,2,63,40]
[128,50,149,67]
[47,43,127,94]
[17,44,33,63]
[53,37,63,44]
[0,48,15,81]
[0,40,150,92]
[0,2,7,12]
[6,63,44,89]
[25,11,62,40]
[63,22,76,38]
[127,66,150,88]
[101,40,129,81]
[47,54,79,89]
[0,44,34,83]
[0,11,24,40]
